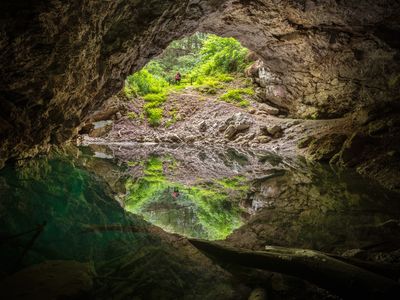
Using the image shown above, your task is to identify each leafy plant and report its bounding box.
[219,88,254,107]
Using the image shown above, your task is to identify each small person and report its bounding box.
[175,72,181,84]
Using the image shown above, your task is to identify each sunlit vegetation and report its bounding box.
[219,88,254,107]
[124,155,248,240]
[124,33,254,126]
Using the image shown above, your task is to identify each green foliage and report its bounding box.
[125,69,168,96]
[124,33,253,125]
[145,107,163,127]
[219,88,254,107]
[143,93,167,103]
[125,156,246,240]
[192,34,249,75]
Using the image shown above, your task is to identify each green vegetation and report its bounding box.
[125,155,248,240]
[124,33,254,126]
[219,88,254,107]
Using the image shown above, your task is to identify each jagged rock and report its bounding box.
[165,134,182,143]
[297,136,315,149]
[267,125,282,136]
[88,124,113,138]
[185,135,196,143]
[337,132,375,167]
[224,125,238,140]
[223,113,253,140]
[258,104,279,115]
[257,135,271,143]
[306,134,348,162]
[199,120,208,132]
[0,0,399,195]
[219,124,228,132]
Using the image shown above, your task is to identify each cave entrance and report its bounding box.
[79,32,294,239]
[81,32,285,146]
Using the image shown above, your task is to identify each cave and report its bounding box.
[0,1,400,299]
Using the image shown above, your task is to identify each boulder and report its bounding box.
[268,125,282,136]
[224,125,238,140]
[257,135,271,143]
[258,103,280,115]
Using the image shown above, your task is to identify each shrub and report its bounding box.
[143,93,167,103]
[145,107,163,127]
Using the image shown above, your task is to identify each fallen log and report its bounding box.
[188,238,400,300]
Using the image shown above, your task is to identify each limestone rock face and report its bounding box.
[1,0,400,165]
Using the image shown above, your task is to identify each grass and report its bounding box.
[127,72,254,126]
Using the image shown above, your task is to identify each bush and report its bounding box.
[143,93,167,103]
[145,107,163,126]
[125,69,168,96]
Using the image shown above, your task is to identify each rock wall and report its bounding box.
[1,0,399,166]
[204,0,400,119]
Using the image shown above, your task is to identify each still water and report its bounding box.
[1,144,399,277]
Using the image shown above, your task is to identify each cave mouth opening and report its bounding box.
[80,32,280,147]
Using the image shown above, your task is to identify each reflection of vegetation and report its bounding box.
[124,33,253,126]
[125,156,247,240]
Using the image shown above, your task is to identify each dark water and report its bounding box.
[0,144,399,299]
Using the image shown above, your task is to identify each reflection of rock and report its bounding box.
[88,123,113,137]
[305,134,347,162]
[227,164,400,258]
[337,132,375,167]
